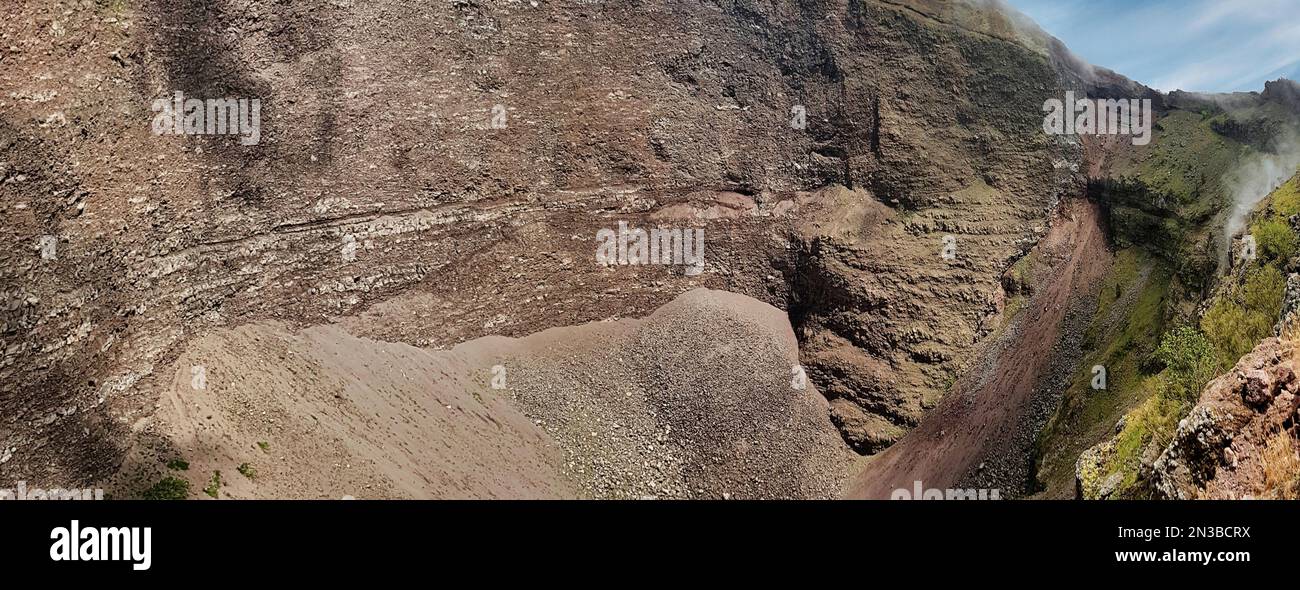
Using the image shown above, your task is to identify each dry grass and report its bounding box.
[1261,430,1300,499]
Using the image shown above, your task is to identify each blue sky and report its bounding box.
[1006,0,1300,93]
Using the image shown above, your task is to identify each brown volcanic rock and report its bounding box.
[2,0,1081,488]
[1153,338,1300,500]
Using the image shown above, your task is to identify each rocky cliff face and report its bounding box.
[738,0,1086,453]
[1,0,1091,492]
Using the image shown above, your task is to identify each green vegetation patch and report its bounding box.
[1202,264,1285,367]
[203,471,222,499]
[141,476,190,500]
[1092,173,1297,498]
[1121,110,1249,209]
[1108,325,1219,492]
[1265,174,1300,217]
[1253,218,1298,262]
[1035,248,1171,495]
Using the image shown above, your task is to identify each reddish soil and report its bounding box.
[846,198,1109,498]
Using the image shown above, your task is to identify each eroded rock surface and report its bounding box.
[3,0,1088,490]
[1152,338,1300,500]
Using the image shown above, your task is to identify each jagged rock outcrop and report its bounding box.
[1076,439,1123,500]
[1276,273,1300,335]
[1152,338,1300,499]
[1263,79,1300,115]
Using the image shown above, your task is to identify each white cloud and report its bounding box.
[1013,0,1300,92]
[1188,0,1300,32]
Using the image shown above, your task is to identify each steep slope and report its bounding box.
[848,197,1109,498]
[117,289,850,499]
[1,0,1082,491]
[1147,171,1300,500]
[1069,159,1300,499]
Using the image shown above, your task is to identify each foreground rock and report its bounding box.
[1151,338,1300,500]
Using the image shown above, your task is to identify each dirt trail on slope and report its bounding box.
[846,199,1108,498]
